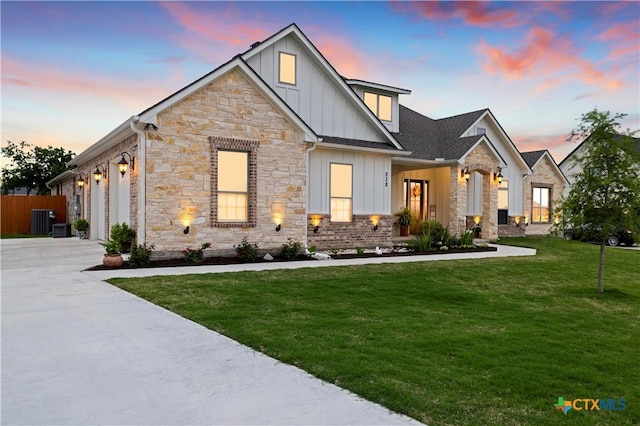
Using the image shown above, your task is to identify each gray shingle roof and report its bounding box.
[318,135,404,151]
[394,105,488,161]
[521,150,547,168]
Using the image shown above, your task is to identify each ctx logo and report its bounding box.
[554,397,626,414]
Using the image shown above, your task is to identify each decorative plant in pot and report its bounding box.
[101,239,123,268]
[109,222,136,254]
[73,218,89,239]
[394,207,413,236]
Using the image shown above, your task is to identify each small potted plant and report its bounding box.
[73,218,89,239]
[101,238,123,268]
[394,207,413,236]
[109,222,137,253]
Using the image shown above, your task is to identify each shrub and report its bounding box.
[110,222,136,253]
[411,233,433,252]
[307,245,317,254]
[278,238,302,260]
[355,246,365,255]
[327,247,341,257]
[234,237,259,263]
[182,242,211,264]
[128,243,155,268]
[101,239,121,254]
[442,227,455,247]
[72,218,89,232]
[459,230,475,247]
[418,220,445,243]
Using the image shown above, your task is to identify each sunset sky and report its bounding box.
[2,1,639,165]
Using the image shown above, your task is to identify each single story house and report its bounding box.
[51,23,568,256]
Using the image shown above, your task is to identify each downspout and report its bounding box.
[130,118,146,244]
[304,140,319,247]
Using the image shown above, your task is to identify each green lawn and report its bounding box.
[110,238,639,425]
[0,233,49,239]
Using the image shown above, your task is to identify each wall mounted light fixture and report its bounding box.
[76,173,88,188]
[93,165,107,184]
[461,167,470,182]
[493,167,503,184]
[370,215,380,231]
[310,216,321,233]
[118,152,135,177]
[144,123,158,131]
[183,226,190,234]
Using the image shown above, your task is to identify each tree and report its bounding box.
[557,109,640,294]
[1,141,75,195]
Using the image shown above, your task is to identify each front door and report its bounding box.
[404,179,427,222]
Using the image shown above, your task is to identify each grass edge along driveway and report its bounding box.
[110,238,639,426]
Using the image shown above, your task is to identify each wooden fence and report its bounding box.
[1,196,67,235]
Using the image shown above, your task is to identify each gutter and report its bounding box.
[130,118,146,244]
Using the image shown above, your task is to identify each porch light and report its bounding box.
[311,215,321,233]
[494,167,503,184]
[76,173,87,188]
[370,215,380,231]
[118,152,135,177]
[93,165,107,184]
[273,212,283,232]
[461,167,470,182]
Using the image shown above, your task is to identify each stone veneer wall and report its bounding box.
[146,68,307,257]
[73,134,139,238]
[306,214,393,249]
[448,165,467,236]
[450,142,499,240]
[524,155,565,235]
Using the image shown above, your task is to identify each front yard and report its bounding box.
[110,238,639,425]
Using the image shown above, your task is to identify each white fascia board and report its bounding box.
[533,151,571,185]
[317,142,411,156]
[138,58,317,143]
[46,170,76,187]
[344,79,412,95]
[469,110,533,174]
[391,157,458,166]
[243,25,404,150]
[68,116,135,167]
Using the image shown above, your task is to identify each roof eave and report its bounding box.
[317,142,411,156]
[68,117,136,167]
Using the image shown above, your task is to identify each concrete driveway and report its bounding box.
[1,238,422,425]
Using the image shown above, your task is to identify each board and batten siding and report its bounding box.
[392,166,452,224]
[308,149,391,214]
[245,34,387,143]
[464,117,526,216]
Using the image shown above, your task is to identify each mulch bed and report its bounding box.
[85,246,497,271]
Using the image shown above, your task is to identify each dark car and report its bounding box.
[563,224,635,247]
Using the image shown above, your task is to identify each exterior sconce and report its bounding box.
[514,216,521,225]
[461,167,470,182]
[118,152,135,177]
[183,226,190,234]
[473,215,481,225]
[310,215,321,233]
[93,165,107,184]
[494,167,503,183]
[76,173,87,188]
[273,213,283,232]
[370,215,380,231]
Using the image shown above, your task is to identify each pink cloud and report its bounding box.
[158,2,271,50]
[1,55,168,111]
[312,34,369,78]
[476,27,623,92]
[515,133,571,162]
[596,21,640,61]
[392,1,522,28]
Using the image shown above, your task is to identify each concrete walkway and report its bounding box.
[1,238,535,425]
